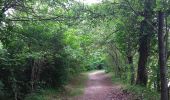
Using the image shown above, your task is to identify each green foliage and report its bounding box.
[0,81,4,97]
[25,72,88,100]
[0,1,108,99]
[24,88,61,100]
[126,85,160,100]
[111,75,160,100]
[1,0,170,99]
[0,18,84,99]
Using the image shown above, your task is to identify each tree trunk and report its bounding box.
[136,18,150,86]
[136,37,148,86]
[157,68,161,92]
[127,56,134,84]
[136,0,154,86]
[158,11,168,100]
[168,87,170,100]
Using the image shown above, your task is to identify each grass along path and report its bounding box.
[63,72,89,98]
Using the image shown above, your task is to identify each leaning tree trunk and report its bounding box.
[158,11,168,100]
[108,49,121,78]
[111,44,122,78]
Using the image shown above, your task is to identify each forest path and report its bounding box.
[71,70,133,100]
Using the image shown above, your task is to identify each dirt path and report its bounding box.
[71,70,133,100]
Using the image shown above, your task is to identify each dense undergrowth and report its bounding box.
[25,73,88,100]
[111,75,160,100]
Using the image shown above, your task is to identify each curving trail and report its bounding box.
[71,70,133,100]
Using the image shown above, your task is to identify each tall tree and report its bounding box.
[158,11,168,100]
[136,0,155,86]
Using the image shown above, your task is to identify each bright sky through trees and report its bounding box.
[76,0,102,4]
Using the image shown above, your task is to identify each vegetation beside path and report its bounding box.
[111,75,160,100]
[17,71,161,100]
[25,73,88,100]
